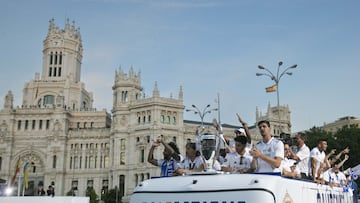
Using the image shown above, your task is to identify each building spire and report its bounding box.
[3,90,14,109]
[178,85,183,100]
[48,18,55,34]
[153,81,159,97]
[65,18,70,32]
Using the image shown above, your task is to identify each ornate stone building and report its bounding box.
[322,116,360,134]
[0,19,292,202]
[256,103,292,137]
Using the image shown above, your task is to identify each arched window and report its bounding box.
[94,156,97,168]
[74,156,79,169]
[121,91,128,102]
[59,52,62,65]
[54,52,58,64]
[119,175,125,197]
[50,52,53,65]
[140,148,145,163]
[25,120,28,130]
[89,156,94,168]
[43,95,55,106]
[52,155,57,169]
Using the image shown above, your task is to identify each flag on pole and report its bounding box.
[265,84,277,93]
[11,158,21,185]
[23,162,29,189]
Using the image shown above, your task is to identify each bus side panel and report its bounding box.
[130,190,275,203]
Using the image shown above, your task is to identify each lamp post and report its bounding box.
[256,61,298,135]
[186,104,218,126]
[215,93,221,124]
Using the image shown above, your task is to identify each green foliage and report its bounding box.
[101,188,122,203]
[65,189,76,196]
[304,125,360,186]
[86,187,99,203]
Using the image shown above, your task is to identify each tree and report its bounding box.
[304,125,360,187]
[101,187,122,203]
[86,187,99,203]
[65,189,76,196]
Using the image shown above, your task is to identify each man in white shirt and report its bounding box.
[221,136,254,174]
[176,142,204,175]
[288,132,310,178]
[250,120,284,173]
[323,165,347,187]
[309,139,328,183]
[282,143,300,178]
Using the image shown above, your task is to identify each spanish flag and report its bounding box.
[11,158,21,185]
[23,162,29,189]
[265,84,277,93]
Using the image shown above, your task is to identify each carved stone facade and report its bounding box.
[255,102,292,137]
[0,19,291,202]
[322,116,360,134]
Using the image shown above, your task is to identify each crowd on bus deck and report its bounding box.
[147,114,357,193]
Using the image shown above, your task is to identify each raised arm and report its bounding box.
[236,113,251,144]
[148,141,160,166]
[330,147,349,166]
[160,135,180,161]
[324,149,336,170]
[336,154,349,169]
[212,118,223,134]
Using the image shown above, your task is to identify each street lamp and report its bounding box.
[214,93,221,125]
[186,104,218,126]
[256,61,298,135]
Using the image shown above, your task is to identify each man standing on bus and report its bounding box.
[250,120,284,173]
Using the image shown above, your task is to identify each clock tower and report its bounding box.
[22,18,93,110]
[42,18,83,83]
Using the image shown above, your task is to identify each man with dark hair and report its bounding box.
[309,139,329,183]
[250,120,284,173]
[221,136,254,173]
[288,132,310,178]
[148,135,181,177]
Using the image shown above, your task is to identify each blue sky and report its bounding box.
[1,0,359,132]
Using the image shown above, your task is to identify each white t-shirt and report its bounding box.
[295,144,310,175]
[222,151,253,173]
[178,156,204,170]
[309,147,325,178]
[255,137,284,173]
[229,140,251,154]
[323,169,347,186]
[281,157,300,175]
